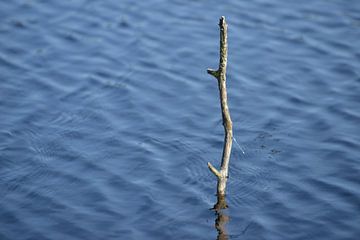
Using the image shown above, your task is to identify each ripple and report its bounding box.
[0,135,49,197]
[182,142,211,187]
[228,157,275,208]
[0,165,48,199]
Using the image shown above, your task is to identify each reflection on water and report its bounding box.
[212,195,230,240]
[212,195,229,240]
[212,200,255,240]
[214,209,229,240]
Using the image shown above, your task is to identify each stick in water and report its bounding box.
[207,16,233,209]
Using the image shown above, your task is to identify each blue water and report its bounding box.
[1,1,359,239]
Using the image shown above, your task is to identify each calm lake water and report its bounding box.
[1,1,359,239]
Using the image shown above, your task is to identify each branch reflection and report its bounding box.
[213,195,229,240]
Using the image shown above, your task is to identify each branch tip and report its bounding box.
[207,68,219,78]
[208,162,221,178]
[219,16,226,26]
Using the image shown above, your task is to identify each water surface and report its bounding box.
[1,0,359,239]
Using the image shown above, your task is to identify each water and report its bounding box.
[1,1,359,239]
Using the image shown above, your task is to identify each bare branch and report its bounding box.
[208,162,221,178]
[207,16,233,203]
[207,68,219,79]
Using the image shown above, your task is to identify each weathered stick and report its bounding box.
[207,16,233,205]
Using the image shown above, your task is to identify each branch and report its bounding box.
[207,68,219,79]
[206,16,233,200]
[208,162,221,178]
